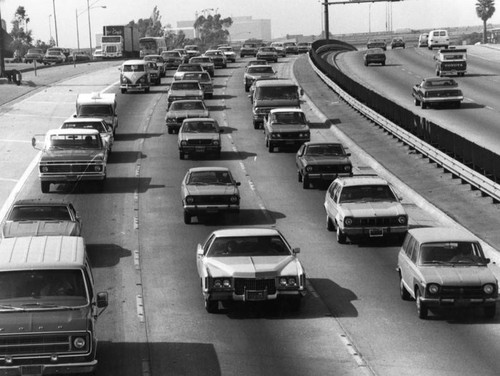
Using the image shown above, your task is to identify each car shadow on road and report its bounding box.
[220,150,257,160]
[190,208,285,227]
[86,244,131,268]
[107,151,145,164]
[113,132,164,142]
[308,278,359,318]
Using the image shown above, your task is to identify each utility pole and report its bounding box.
[0,4,5,75]
[52,0,59,46]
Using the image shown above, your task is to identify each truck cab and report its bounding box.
[434,48,467,77]
[0,236,108,375]
[75,92,118,134]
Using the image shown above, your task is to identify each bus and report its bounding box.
[487,28,500,43]
[139,37,167,58]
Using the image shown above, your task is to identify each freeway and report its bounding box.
[1,50,500,376]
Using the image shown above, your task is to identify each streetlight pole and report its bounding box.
[75,9,80,50]
[87,0,92,53]
[52,0,59,46]
[49,14,52,42]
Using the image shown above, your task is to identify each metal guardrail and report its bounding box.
[308,54,500,204]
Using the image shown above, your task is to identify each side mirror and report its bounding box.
[346,153,351,157]
[292,247,300,254]
[97,292,108,308]
[299,88,304,96]
[219,129,224,133]
[196,244,204,256]
[236,182,241,186]
[31,137,37,148]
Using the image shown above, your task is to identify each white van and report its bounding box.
[119,59,150,93]
[428,29,450,50]
[0,236,108,375]
[75,92,118,133]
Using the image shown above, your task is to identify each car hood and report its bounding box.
[2,221,80,238]
[40,149,105,162]
[340,202,406,217]
[204,255,298,277]
[302,155,350,165]
[269,123,309,132]
[0,307,90,333]
[186,185,238,196]
[420,266,496,285]
[170,89,202,96]
[167,110,209,118]
[246,73,276,79]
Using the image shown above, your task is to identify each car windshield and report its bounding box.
[61,122,107,133]
[162,52,180,57]
[169,101,205,111]
[0,270,88,306]
[306,144,345,156]
[187,170,233,185]
[423,79,457,88]
[8,206,71,221]
[191,58,211,63]
[339,185,397,203]
[123,64,145,72]
[272,112,305,124]
[207,236,291,257]
[178,65,202,72]
[78,105,113,116]
[248,66,274,74]
[256,86,298,100]
[48,134,101,149]
[182,121,217,133]
[171,82,200,90]
[419,242,486,265]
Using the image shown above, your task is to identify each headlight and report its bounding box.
[279,277,297,287]
[213,279,231,289]
[73,337,86,349]
[41,166,49,172]
[185,196,194,204]
[344,165,352,172]
[94,165,102,172]
[212,140,220,146]
[305,166,313,173]
[484,284,495,294]
[180,140,187,146]
[229,195,239,203]
[344,217,353,226]
[427,283,440,294]
[398,215,407,225]
[166,117,176,123]
[271,133,281,139]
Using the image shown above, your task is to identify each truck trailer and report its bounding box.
[101,25,139,58]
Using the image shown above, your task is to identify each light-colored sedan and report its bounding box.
[324,175,408,244]
[181,167,240,224]
[196,227,307,313]
[177,118,223,159]
[60,117,114,151]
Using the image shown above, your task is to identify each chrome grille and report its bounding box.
[234,278,276,295]
[0,333,89,357]
[352,217,403,227]
[186,139,213,146]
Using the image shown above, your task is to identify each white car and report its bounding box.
[324,175,408,243]
[196,227,307,313]
[60,117,114,151]
[177,118,223,159]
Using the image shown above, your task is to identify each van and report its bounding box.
[251,79,303,129]
[75,92,118,133]
[0,236,108,375]
[427,29,449,50]
[119,59,151,93]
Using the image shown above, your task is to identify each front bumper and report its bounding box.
[179,145,220,154]
[305,171,352,181]
[204,289,304,302]
[184,204,239,215]
[0,360,97,376]
[342,225,408,238]
[120,84,149,90]
[421,296,497,308]
[39,173,106,182]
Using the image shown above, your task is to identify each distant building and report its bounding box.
[170,16,271,43]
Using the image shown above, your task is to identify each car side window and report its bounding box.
[203,234,216,254]
[409,239,419,263]
[332,184,341,202]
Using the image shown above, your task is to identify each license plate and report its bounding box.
[369,228,383,237]
[21,366,42,375]
[246,290,267,301]
[66,175,78,181]
[205,208,218,213]
[455,299,470,307]
[195,146,205,152]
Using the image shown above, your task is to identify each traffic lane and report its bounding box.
[138,62,365,376]
[294,54,500,375]
[334,48,500,154]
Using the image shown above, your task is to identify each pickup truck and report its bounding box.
[32,128,108,193]
[263,108,310,152]
[434,48,467,77]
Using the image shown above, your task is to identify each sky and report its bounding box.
[1,0,498,49]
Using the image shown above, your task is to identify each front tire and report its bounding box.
[183,211,191,224]
[416,289,428,319]
[205,299,219,313]
[484,305,496,319]
[41,181,50,193]
[302,175,310,189]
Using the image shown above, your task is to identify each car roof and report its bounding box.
[210,227,282,238]
[122,59,146,65]
[144,54,162,58]
[63,117,105,123]
[183,117,215,123]
[256,79,295,87]
[170,99,204,104]
[336,175,388,187]
[188,166,230,173]
[304,141,342,147]
[270,108,304,114]
[407,227,480,244]
[172,80,200,84]
[46,128,99,136]
[0,236,86,270]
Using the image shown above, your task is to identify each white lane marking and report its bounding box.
[136,295,145,322]
[0,139,32,143]
[340,334,368,367]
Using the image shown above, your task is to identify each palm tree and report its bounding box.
[476,0,496,43]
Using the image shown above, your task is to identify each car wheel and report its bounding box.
[421,102,427,109]
[484,305,496,319]
[336,226,347,244]
[414,98,420,106]
[399,276,412,301]
[167,127,173,134]
[145,87,150,93]
[253,121,259,130]
[415,289,428,319]
[268,141,274,153]
[364,61,368,66]
[41,181,51,193]
[179,151,185,160]
[205,298,219,313]
[297,171,303,182]
[326,215,335,231]
[382,61,385,66]
[245,85,250,92]
[183,211,191,224]
[302,175,309,189]
[455,101,461,109]
[97,178,106,192]
[121,88,126,94]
